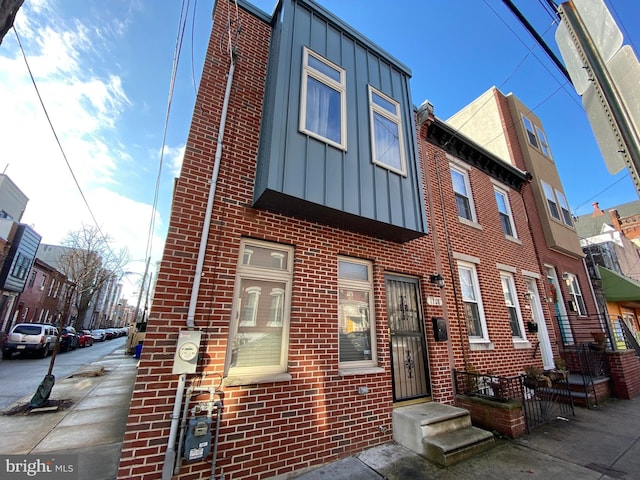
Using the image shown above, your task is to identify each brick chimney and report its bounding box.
[592,202,605,217]
[610,208,622,231]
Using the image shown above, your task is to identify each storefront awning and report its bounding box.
[598,265,640,302]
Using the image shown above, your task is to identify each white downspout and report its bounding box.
[162,53,237,480]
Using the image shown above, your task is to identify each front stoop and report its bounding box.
[392,403,495,466]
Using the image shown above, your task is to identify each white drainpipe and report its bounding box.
[162,52,237,480]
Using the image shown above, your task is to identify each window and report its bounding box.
[227,239,294,376]
[450,164,476,222]
[541,180,560,220]
[535,126,552,158]
[368,86,406,175]
[565,273,586,316]
[494,187,516,237]
[300,47,346,150]
[457,262,488,341]
[500,273,525,339]
[555,189,573,226]
[521,115,539,148]
[11,253,31,280]
[338,257,376,368]
[28,271,36,288]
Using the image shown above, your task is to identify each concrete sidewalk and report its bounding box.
[0,346,137,480]
[2,346,640,480]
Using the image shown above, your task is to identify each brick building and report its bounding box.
[118,1,600,479]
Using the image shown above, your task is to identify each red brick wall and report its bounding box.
[455,395,527,438]
[118,2,560,479]
[608,350,640,399]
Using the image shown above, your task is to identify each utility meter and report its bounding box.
[172,330,202,374]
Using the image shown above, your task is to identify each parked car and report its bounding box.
[105,328,118,340]
[77,329,94,347]
[91,329,106,342]
[59,326,78,352]
[2,323,58,359]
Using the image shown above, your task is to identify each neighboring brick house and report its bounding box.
[448,87,600,360]
[13,257,69,325]
[118,1,565,479]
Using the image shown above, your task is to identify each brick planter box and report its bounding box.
[455,395,527,438]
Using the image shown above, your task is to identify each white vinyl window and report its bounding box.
[521,115,539,148]
[338,257,376,368]
[368,86,406,175]
[494,187,516,238]
[450,164,477,222]
[457,262,488,341]
[500,272,525,340]
[541,180,560,220]
[300,47,346,150]
[555,189,573,226]
[535,126,552,158]
[227,239,294,376]
[565,273,586,316]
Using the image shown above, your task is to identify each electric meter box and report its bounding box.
[172,330,202,374]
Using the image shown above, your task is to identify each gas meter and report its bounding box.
[183,417,212,461]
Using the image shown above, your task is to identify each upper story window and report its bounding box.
[521,115,539,148]
[28,271,36,288]
[500,272,525,340]
[555,189,573,226]
[535,126,552,158]
[338,257,376,368]
[11,253,31,281]
[541,180,573,227]
[457,261,488,342]
[565,273,586,316]
[299,47,346,150]
[227,239,294,377]
[368,86,406,176]
[494,187,516,238]
[450,164,477,223]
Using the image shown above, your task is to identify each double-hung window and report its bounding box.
[535,126,552,158]
[457,262,488,341]
[227,239,294,376]
[500,272,525,339]
[541,180,560,220]
[555,189,573,226]
[368,86,406,175]
[450,164,476,222]
[521,115,539,148]
[338,257,376,368]
[565,273,587,315]
[300,47,346,150]
[11,253,31,280]
[494,187,516,237]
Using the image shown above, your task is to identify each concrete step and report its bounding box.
[393,402,494,467]
[423,425,495,466]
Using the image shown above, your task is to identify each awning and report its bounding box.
[598,265,640,302]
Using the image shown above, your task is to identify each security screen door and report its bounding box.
[385,275,430,401]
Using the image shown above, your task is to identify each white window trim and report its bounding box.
[337,256,377,370]
[368,85,407,176]
[457,261,489,343]
[299,46,347,150]
[541,180,561,221]
[521,115,539,149]
[494,186,517,239]
[225,239,294,381]
[450,162,478,224]
[535,125,552,158]
[500,271,527,341]
[565,273,586,316]
[554,188,574,227]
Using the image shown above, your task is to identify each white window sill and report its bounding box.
[469,340,494,351]
[222,372,292,387]
[505,235,522,245]
[512,339,532,349]
[338,366,385,376]
[459,217,483,230]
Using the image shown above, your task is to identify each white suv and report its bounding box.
[2,323,58,359]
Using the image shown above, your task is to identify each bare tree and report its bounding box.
[57,224,129,329]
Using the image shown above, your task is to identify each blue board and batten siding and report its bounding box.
[0,224,42,292]
[254,0,427,242]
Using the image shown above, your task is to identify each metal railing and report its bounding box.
[454,369,574,432]
[554,313,613,350]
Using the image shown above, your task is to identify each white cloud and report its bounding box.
[163,144,185,178]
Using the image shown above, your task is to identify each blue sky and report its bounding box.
[0,0,638,298]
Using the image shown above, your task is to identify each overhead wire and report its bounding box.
[12,26,117,260]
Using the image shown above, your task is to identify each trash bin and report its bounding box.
[134,342,143,359]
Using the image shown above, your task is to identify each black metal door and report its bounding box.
[385,275,430,401]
